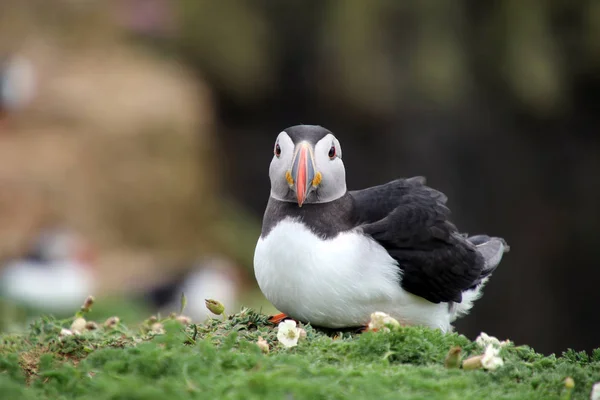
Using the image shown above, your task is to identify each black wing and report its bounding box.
[350,177,484,304]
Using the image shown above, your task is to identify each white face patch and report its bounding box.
[269,131,295,201]
[272,131,294,163]
[311,134,346,203]
[268,131,347,204]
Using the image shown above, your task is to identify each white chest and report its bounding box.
[254,219,450,329]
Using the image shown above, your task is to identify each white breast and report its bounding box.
[253,218,452,330]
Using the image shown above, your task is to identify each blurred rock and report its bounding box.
[0,1,221,293]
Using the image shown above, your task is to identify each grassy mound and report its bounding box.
[0,304,598,399]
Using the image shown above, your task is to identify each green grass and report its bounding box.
[1,301,599,400]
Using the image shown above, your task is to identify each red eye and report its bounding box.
[275,143,281,157]
[328,145,336,159]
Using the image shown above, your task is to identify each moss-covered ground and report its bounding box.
[0,300,599,400]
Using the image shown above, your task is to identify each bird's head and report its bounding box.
[26,227,97,268]
[269,125,346,207]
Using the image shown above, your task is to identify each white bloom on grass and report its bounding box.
[70,317,87,334]
[298,328,307,340]
[256,336,269,354]
[175,315,192,325]
[475,332,510,349]
[59,328,73,338]
[591,382,600,400]
[367,312,400,332]
[151,322,165,334]
[481,344,504,371]
[277,320,301,348]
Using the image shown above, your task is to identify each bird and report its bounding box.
[253,125,509,332]
[140,256,241,322]
[0,227,96,314]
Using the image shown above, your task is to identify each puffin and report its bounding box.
[140,256,241,322]
[0,228,96,314]
[253,125,509,332]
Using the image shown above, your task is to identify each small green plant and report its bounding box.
[0,298,599,400]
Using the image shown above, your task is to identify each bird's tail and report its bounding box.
[449,235,509,322]
[468,235,510,276]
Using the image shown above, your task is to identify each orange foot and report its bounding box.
[268,313,290,324]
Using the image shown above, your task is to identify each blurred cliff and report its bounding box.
[0,1,598,355]
[0,0,258,317]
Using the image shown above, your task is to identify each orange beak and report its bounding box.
[290,142,317,207]
[75,243,97,269]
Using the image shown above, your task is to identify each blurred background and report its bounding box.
[0,0,598,355]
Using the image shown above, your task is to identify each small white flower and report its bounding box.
[277,320,301,348]
[367,312,400,332]
[59,328,74,338]
[70,317,87,334]
[298,328,307,341]
[256,336,269,354]
[476,332,510,348]
[175,315,192,325]
[481,344,504,371]
[591,382,600,400]
[151,322,165,334]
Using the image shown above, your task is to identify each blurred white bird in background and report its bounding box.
[0,227,96,314]
[142,256,242,322]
